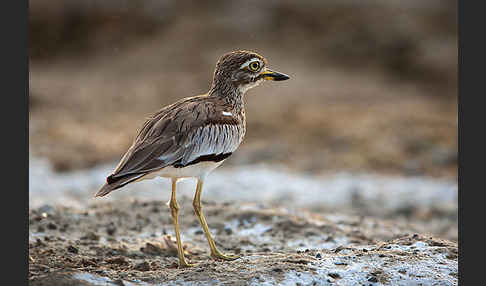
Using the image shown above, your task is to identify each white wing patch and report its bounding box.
[222,111,232,116]
[180,124,244,165]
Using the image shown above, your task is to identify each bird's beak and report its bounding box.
[261,69,290,81]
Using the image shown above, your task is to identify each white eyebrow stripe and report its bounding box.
[222,111,232,116]
[240,58,262,69]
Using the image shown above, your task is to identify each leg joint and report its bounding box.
[192,199,202,215]
[169,199,179,212]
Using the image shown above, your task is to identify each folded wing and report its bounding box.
[95,96,244,196]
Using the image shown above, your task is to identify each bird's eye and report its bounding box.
[248,61,260,72]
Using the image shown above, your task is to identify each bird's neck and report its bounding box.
[208,80,245,110]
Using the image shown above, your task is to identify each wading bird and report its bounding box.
[96,50,289,267]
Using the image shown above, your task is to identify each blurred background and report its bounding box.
[29,0,457,239]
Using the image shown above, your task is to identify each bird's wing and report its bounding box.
[108,96,242,180]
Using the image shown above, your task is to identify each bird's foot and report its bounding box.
[178,260,198,268]
[210,250,241,261]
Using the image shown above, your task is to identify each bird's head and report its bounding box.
[210,50,290,96]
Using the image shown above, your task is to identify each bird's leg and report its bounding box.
[193,178,240,261]
[169,178,194,267]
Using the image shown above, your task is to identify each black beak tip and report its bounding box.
[274,73,290,81]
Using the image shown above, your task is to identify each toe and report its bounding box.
[211,253,241,261]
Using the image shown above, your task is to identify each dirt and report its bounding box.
[29,200,457,285]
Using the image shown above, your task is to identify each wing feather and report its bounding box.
[108,96,244,180]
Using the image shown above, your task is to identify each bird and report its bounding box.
[95,50,289,267]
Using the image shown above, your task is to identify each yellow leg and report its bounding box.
[169,179,194,267]
[193,178,240,261]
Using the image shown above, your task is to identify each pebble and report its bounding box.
[47,223,57,230]
[67,245,78,254]
[106,256,129,265]
[328,273,340,279]
[224,227,233,235]
[134,261,150,271]
[368,276,378,282]
[81,232,100,241]
[107,226,117,236]
[38,205,55,215]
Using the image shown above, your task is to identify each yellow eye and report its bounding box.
[248,61,260,72]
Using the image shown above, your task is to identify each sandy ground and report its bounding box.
[29,200,457,285]
[29,157,458,240]
[29,157,457,285]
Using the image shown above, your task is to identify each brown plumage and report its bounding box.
[96,95,245,196]
[95,50,289,267]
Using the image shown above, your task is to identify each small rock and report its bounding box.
[67,245,78,254]
[368,276,378,282]
[81,258,97,267]
[134,261,150,271]
[141,243,163,255]
[168,262,179,268]
[224,227,233,235]
[334,246,345,253]
[33,215,43,222]
[107,226,117,236]
[150,261,159,269]
[47,223,57,230]
[35,238,45,247]
[60,224,69,232]
[106,256,129,265]
[38,205,55,215]
[328,273,340,279]
[81,232,100,241]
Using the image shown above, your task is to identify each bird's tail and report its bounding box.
[94,173,145,197]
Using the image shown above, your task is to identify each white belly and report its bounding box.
[136,161,224,182]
